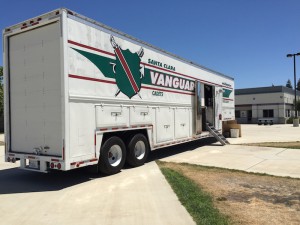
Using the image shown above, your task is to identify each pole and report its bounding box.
[294,55,297,117]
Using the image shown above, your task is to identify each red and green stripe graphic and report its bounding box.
[114,47,139,93]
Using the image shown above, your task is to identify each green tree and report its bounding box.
[286,79,293,88]
[0,66,3,116]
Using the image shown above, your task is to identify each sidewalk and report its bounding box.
[228,124,300,144]
[161,144,300,178]
[0,160,195,225]
[161,124,300,178]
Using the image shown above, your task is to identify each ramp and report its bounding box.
[206,124,230,146]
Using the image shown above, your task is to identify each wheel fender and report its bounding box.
[95,131,104,159]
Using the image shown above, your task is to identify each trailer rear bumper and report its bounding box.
[6,153,64,173]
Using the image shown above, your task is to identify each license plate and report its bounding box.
[29,160,39,169]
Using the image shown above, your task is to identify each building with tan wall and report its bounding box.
[235,86,300,124]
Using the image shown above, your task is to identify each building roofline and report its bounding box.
[235,85,300,96]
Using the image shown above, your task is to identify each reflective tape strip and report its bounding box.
[97,125,152,132]
[70,158,98,166]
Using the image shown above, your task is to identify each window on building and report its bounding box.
[235,110,241,118]
[247,110,252,118]
[286,109,290,117]
[247,110,252,121]
[263,109,274,118]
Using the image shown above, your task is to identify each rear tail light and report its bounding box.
[11,158,16,163]
[50,162,62,170]
[7,157,11,162]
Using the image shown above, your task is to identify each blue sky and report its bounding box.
[1,0,300,89]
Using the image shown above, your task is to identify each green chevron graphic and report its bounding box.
[223,88,232,98]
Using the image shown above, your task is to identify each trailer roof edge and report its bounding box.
[3,7,234,81]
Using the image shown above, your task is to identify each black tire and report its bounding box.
[98,136,126,175]
[126,134,150,167]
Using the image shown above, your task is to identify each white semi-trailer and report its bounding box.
[3,8,234,174]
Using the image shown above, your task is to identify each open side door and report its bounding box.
[194,81,202,135]
[204,84,215,127]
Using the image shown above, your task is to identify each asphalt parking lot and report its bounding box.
[0,124,299,224]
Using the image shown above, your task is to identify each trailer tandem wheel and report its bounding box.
[126,134,150,167]
[98,136,126,175]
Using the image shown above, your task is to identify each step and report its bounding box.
[206,124,229,145]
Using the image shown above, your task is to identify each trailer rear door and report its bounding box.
[8,22,63,157]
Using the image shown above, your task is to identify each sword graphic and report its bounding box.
[110,36,142,98]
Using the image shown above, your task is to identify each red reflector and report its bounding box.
[50,163,55,169]
[57,163,61,170]
[89,159,98,162]
[31,22,39,26]
[70,162,76,166]
[21,26,27,30]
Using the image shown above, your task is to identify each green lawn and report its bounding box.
[158,162,230,225]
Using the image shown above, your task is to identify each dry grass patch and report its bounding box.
[245,141,300,149]
[158,161,300,225]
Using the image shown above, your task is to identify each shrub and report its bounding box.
[287,117,299,124]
